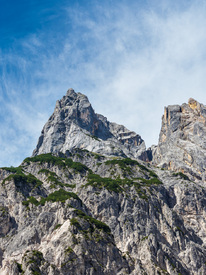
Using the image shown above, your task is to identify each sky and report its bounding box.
[1,0,206,167]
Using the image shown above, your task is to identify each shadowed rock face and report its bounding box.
[152,98,206,181]
[33,88,146,159]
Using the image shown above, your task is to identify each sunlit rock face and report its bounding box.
[33,88,146,159]
[0,92,206,275]
[152,98,206,181]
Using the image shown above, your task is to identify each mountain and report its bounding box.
[0,90,206,275]
[152,98,206,181]
[33,88,146,160]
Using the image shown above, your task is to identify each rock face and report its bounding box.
[33,88,146,159]
[0,91,206,275]
[0,151,206,275]
[152,98,206,181]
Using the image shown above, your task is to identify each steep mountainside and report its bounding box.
[33,89,146,160]
[152,98,206,182]
[0,91,206,275]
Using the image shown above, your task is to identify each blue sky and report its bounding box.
[1,0,206,167]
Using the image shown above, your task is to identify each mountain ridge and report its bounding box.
[0,89,206,274]
[33,88,147,161]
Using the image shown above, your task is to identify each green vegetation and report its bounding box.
[38,169,75,189]
[72,209,111,234]
[41,189,80,204]
[38,169,56,176]
[85,172,124,192]
[91,135,100,141]
[15,262,23,273]
[105,157,159,178]
[22,189,81,207]
[2,173,42,188]
[65,247,74,254]
[24,153,89,173]
[1,166,44,190]
[22,196,39,207]
[1,166,23,174]
[84,170,162,199]
[138,177,162,185]
[0,206,8,217]
[175,226,185,235]
[105,158,139,175]
[54,224,62,230]
[173,172,190,181]
[141,236,149,241]
[25,250,44,265]
[70,218,82,229]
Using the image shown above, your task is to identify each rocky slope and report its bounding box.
[0,91,206,275]
[152,98,206,182]
[33,89,146,160]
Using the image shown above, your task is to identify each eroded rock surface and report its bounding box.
[0,150,206,274]
[33,89,146,159]
[152,98,206,181]
[1,92,206,274]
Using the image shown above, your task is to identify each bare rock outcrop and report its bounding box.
[152,98,206,181]
[33,89,146,159]
[0,150,206,274]
[1,91,206,274]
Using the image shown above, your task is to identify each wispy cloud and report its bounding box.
[1,0,206,166]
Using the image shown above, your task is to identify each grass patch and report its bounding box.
[2,173,42,188]
[70,218,82,229]
[85,172,124,193]
[65,247,74,254]
[54,224,62,230]
[84,171,162,196]
[22,196,39,206]
[1,166,23,174]
[173,172,190,181]
[23,189,81,207]
[138,177,162,185]
[40,189,80,205]
[105,157,158,178]
[15,262,23,273]
[105,158,139,174]
[74,209,111,234]
[38,169,75,188]
[24,154,89,173]
[141,235,149,241]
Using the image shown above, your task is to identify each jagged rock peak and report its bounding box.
[33,89,146,159]
[66,87,76,96]
[188,97,199,110]
[152,98,206,181]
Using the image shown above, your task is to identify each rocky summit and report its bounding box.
[0,90,206,275]
[152,97,206,181]
[33,88,146,160]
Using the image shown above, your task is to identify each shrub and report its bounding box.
[2,173,42,188]
[23,189,81,207]
[39,189,80,205]
[1,166,23,174]
[85,172,123,193]
[74,209,111,234]
[24,154,89,173]
[173,172,190,181]
[138,177,162,185]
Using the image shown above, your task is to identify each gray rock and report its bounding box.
[152,98,206,181]
[33,89,146,159]
[1,93,206,274]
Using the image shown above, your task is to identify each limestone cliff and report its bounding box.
[33,89,146,159]
[152,98,206,181]
[0,92,206,275]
